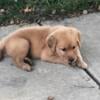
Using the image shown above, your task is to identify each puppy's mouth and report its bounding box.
[68,58,77,66]
[69,61,76,66]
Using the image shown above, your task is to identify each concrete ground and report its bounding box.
[0,13,100,100]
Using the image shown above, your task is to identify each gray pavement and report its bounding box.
[0,13,100,100]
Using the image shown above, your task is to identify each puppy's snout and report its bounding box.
[68,57,75,63]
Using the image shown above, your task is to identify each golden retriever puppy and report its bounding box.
[0,26,87,71]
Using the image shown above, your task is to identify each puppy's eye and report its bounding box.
[61,48,67,51]
[72,46,75,49]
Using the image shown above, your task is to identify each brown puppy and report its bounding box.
[0,26,87,71]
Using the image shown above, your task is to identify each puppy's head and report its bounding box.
[47,27,81,64]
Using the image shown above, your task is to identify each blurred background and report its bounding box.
[0,0,100,26]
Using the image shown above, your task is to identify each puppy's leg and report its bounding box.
[41,51,68,65]
[6,38,32,71]
[24,57,33,66]
[42,55,68,65]
[76,49,87,69]
[13,57,32,71]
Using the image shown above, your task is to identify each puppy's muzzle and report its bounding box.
[68,57,76,65]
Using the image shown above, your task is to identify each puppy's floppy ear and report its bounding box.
[46,35,57,52]
[77,31,81,48]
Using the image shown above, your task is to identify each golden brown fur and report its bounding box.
[0,25,87,71]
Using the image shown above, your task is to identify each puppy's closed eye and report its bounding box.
[61,48,67,52]
[61,45,76,52]
[72,46,75,49]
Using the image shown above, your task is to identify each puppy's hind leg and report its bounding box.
[6,38,32,71]
[14,57,32,71]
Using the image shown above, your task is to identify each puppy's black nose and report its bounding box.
[69,57,74,63]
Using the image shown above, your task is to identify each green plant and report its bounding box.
[0,0,100,25]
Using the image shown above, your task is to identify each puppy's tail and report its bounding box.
[0,39,5,61]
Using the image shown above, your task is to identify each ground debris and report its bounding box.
[47,96,55,100]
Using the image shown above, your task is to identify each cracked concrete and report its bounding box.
[0,13,100,100]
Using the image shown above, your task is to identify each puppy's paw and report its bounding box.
[24,57,33,66]
[81,61,88,69]
[77,61,88,69]
[22,64,32,72]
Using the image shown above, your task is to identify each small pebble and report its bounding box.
[16,19,20,24]
[0,9,5,13]
[10,20,14,24]
[83,10,88,15]
[14,0,18,2]
[52,10,56,14]
[48,96,54,100]
[98,5,100,11]
[24,7,32,13]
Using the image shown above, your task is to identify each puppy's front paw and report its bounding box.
[77,61,88,69]
[81,61,88,69]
